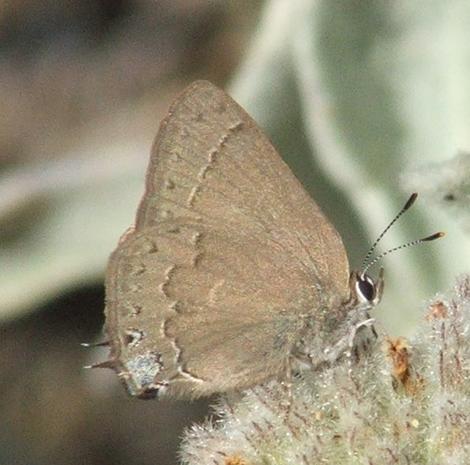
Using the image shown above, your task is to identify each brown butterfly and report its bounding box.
[98,81,442,399]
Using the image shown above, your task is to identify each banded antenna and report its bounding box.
[361,193,444,275]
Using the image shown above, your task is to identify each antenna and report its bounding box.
[361,193,418,270]
[362,232,445,275]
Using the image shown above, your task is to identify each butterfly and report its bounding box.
[98,81,442,399]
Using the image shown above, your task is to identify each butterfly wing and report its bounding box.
[105,220,318,398]
[104,81,350,398]
[137,81,349,297]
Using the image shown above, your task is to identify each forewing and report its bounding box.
[104,221,317,398]
[137,80,350,301]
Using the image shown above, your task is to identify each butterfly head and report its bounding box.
[351,268,384,308]
[351,192,444,309]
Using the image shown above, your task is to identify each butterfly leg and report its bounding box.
[345,317,377,368]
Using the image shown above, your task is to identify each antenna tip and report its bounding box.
[423,231,446,241]
[404,192,418,210]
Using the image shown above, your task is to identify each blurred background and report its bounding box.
[1,1,469,464]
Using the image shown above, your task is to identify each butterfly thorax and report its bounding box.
[293,270,383,371]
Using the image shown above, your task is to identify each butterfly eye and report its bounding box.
[356,274,376,303]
